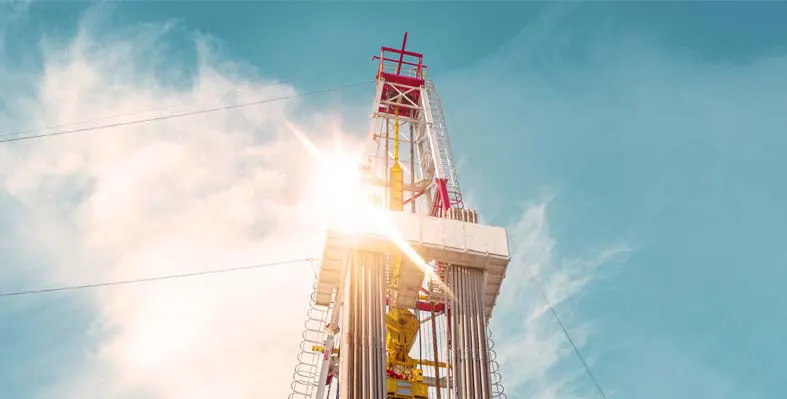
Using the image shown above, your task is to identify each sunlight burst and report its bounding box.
[286,120,452,297]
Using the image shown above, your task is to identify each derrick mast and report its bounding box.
[290,33,510,399]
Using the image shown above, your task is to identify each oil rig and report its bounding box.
[290,33,511,399]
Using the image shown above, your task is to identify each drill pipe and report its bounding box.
[448,265,492,399]
[339,251,387,399]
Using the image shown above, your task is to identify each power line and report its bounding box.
[0,257,318,298]
[537,281,609,399]
[0,77,309,140]
[509,238,609,398]
[0,81,371,145]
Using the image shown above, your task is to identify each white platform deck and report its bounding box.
[314,210,511,318]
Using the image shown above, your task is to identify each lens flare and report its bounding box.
[285,120,452,297]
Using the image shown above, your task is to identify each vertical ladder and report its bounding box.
[289,282,329,399]
[422,80,464,209]
[488,328,507,399]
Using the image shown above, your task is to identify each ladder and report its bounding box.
[422,80,464,209]
[289,283,329,399]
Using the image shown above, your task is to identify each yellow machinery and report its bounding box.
[385,308,428,398]
[384,110,428,399]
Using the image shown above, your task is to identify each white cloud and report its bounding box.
[0,12,364,399]
[493,201,631,398]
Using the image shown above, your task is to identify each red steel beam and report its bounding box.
[396,32,408,75]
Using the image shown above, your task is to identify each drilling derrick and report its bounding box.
[290,33,511,399]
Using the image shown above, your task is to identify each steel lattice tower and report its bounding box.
[290,33,511,399]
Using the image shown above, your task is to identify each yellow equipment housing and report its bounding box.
[385,307,428,398]
[387,377,428,399]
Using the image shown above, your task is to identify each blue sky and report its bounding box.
[1,1,787,398]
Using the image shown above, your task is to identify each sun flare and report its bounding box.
[313,148,375,232]
[286,121,451,296]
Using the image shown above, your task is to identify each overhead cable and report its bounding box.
[509,239,609,399]
[0,77,310,139]
[0,257,318,298]
[537,280,609,399]
[0,81,371,145]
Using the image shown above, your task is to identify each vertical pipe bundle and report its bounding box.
[447,265,492,399]
[339,251,387,399]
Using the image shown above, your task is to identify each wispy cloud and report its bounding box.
[493,200,631,398]
[0,8,363,398]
